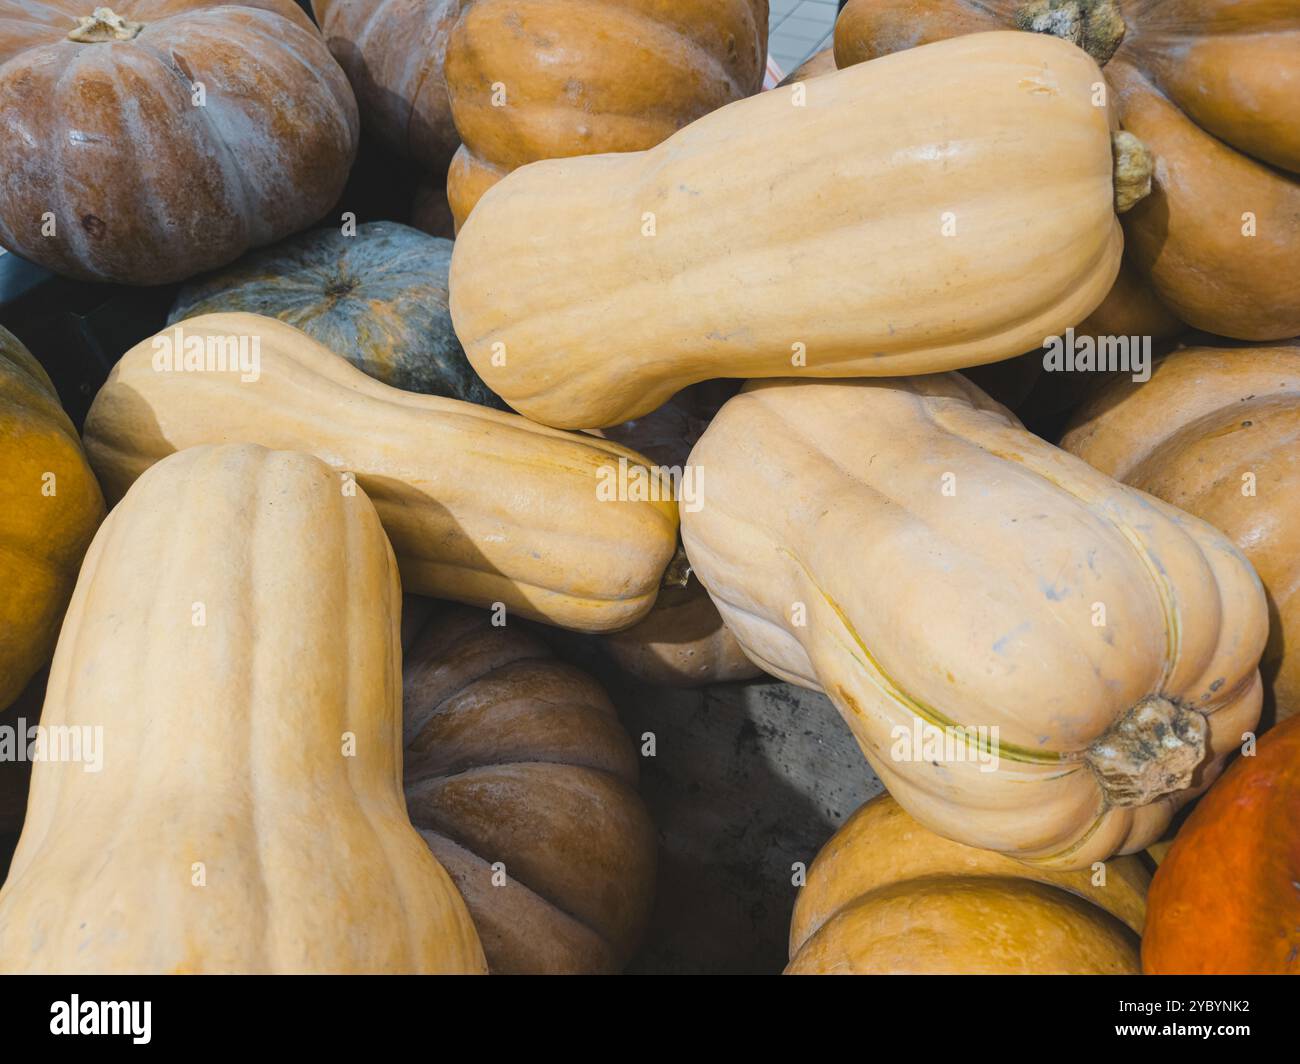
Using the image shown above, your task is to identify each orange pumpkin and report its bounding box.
[834,0,1300,341]
[1143,715,1300,974]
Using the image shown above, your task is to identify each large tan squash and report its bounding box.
[82,314,678,633]
[833,0,1300,341]
[681,377,1267,868]
[450,31,1148,429]
[1061,343,1300,724]
[444,0,768,230]
[0,444,485,973]
[402,601,656,973]
[788,794,1148,974]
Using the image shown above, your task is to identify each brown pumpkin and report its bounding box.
[1061,342,1300,724]
[0,325,104,711]
[311,0,465,174]
[1142,714,1300,974]
[0,1,359,284]
[401,600,656,973]
[444,0,769,230]
[788,794,1149,974]
[777,47,836,87]
[833,0,1300,341]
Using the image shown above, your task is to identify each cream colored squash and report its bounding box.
[0,444,485,973]
[450,31,1148,428]
[82,313,679,633]
[680,377,1266,869]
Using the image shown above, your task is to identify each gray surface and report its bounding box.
[540,629,882,975]
[770,0,838,76]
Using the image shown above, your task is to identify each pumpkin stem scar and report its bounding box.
[68,7,144,42]
[1085,695,1207,805]
[1111,131,1154,213]
[1014,0,1126,64]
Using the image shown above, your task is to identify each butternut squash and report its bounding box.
[0,444,485,973]
[450,31,1149,429]
[1061,343,1300,724]
[82,314,679,633]
[788,794,1148,974]
[680,377,1267,868]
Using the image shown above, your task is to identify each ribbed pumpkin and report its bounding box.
[681,377,1267,868]
[0,1,359,284]
[0,444,486,973]
[0,326,104,711]
[169,222,499,405]
[311,0,465,174]
[834,0,1300,341]
[401,600,656,973]
[1061,343,1300,724]
[451,31,1149,428]
[1143,714,1300,974]
[83,314,679,633]
[788,794,1149,974]
[444,0,769,230]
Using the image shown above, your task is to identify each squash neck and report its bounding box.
[1013,0,1126,64]
[1084,696,1207,807]
[68,7,143,42]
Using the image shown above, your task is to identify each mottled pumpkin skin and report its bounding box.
[170,222,499,405]
[1143,715,1300,974]
[833,0,1300,341]
[444,0,769,229]
[0,1,359,284]
[0,326,104,711]
[401,601,656,974]
[788,795,1148,974]
[312,0,466,173]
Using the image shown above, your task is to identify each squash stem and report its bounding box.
[68,7,144,42]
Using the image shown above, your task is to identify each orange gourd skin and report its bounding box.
[1061,343,1300,724]
[0,1,359,284]
[444,0,768,229]
[833,0,1300,341]
[0,326,104,711]
[1143,715,1300,974]
[402,602,656,973]
[788,795,1148,974]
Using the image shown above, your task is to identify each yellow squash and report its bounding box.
[0,444,485,973]
[82,313,678,633]
[0,325,104,710]
[681,377,1266,868]
[451,31,1148,428]
[788,794,1148,974]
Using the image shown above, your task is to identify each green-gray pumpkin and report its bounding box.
[169,222,501,406]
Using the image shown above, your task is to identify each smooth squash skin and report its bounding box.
[1143,715,1300,974]
[444,0,768,230]
[834,0,1300,341]
[82,314,679,634]
[681,377,1267,869]
[0,444,486,974]
[402,601,656,974]
[1061,343,1300,724]
[788,795,1147,974]
[169,222,500,405]
[0,326,104,711]
[0,1,359,284]
[451,32,1138,429]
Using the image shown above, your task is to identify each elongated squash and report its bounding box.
[0,444,486,973]
[680,377,1267,869]
[82,314,678,633]
[450,31,1148,428]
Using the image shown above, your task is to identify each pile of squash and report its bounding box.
[0,0,1296,976]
